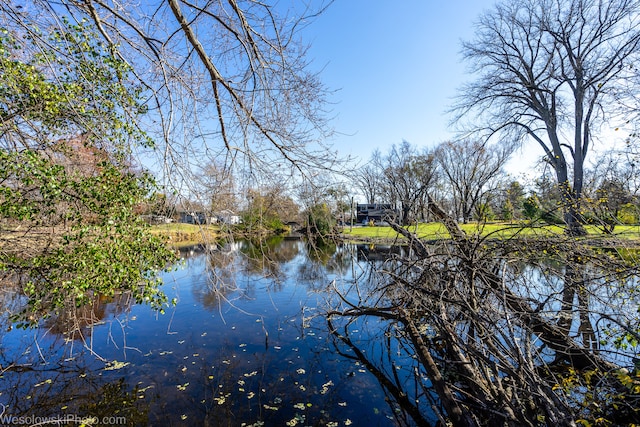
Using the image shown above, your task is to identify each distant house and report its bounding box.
[142,214,173,224]
[217,209,241,225]
[356,203,397,224]
[179,211,210,225]
[285,221,301,230]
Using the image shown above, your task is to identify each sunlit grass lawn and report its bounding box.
[149,222,220,246]
[149,221,640,244]
[341,222,640,241]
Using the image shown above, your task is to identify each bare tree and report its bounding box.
[197,161,238,214]
[0,0,337,193]
[435,139,511,223]
[454,0,640,235]
[376,141,438,225]
[353,151,384,205]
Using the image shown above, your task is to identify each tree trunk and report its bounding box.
[563,190,587,237]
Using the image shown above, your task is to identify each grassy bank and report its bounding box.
[149,223,221,247]
[148,221,640,246]
[149,223,299,247]
[340,222,640,243]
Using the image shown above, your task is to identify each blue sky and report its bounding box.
[301,1,498,164]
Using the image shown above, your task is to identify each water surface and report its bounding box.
[0,239,416,426]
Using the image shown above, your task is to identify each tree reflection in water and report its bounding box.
[0,297,149,425]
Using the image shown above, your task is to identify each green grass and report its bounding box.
[343,222,449,241]
[341,222,640,242]
[150,221,640,245]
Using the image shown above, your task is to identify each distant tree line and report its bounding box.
[145,135,640,238]
[353,139,640,231]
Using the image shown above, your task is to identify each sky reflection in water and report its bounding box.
[0,239,417,426]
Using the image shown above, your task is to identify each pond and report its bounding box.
[0,238,427,426]
[2,237,639,426]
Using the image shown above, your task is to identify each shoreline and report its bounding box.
[148,222,640,248]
